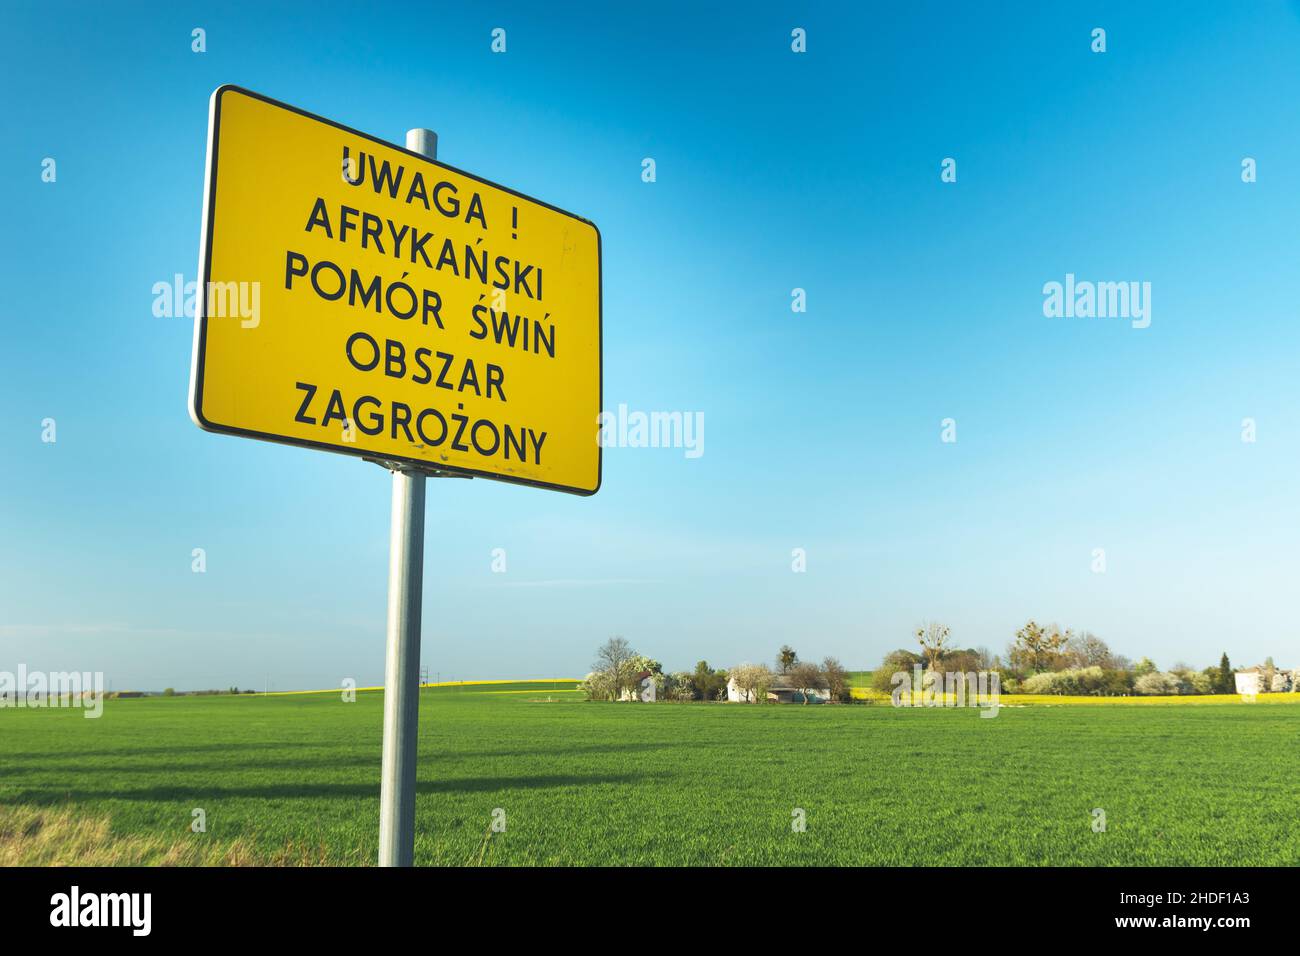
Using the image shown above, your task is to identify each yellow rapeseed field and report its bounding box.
[850,686,1300,706]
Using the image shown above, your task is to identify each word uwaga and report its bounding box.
[1042,273,1151,329]
[891,666,1000,717]
[284,146,557,466]
[50,887,151,937]
[0,666,103,718]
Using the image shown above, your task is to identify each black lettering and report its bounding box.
[491,308,519,347]
[434,352,454,390]
[388,221,410,259]
[534,320,555,358]
[436,238,459,275]
[406,171,429,209]
[304,197,331,237]
[408,229,433,268]
[450,412,471,451]
[354,395,383,435]
[348,269,382,311]
[528,429,546,464]
[471,418,500,456]
[432,180,460,218]
[345,332,380,371]
[422,289,443,328]
[339,205,358,243]
[384,339,406,378]
[464,244,487,284]
[342,147,364,185]
[502,423,526,461]
[458,360,480,396]
[391,402,414,442]
[513,262,534,298]
[321,389,347,428]
[285,251,308,289]
[311,259,346,300]
[360,212,384,253]
[492,255,511,289]
[469,303,489,339]
[485,364,506,401]
[416,407,447,446]
[385,281,418,319]
[293,381,317,424]
[465,192,486,228]
[412,348,433,385]
[370,157,403,198]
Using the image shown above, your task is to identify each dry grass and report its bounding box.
[0,804,351,867]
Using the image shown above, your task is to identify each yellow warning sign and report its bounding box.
[190,86,602,495]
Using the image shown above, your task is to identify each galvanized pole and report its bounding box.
[377,127,437,868]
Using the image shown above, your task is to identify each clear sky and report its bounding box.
[2,1,1298,690]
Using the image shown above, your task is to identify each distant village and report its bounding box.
[579,624,1296,703]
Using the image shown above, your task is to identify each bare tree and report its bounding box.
[777,645,798,674]
[593,636,636,701]
[1013,619,1063,673]
[915,621,951,671]
[1064,631,1113,669]
[822,656,849,703]
[789,661,823,705]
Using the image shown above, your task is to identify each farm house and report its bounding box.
[1234,666,1297,695]
[617,670,658,702]
[726,674,831,704]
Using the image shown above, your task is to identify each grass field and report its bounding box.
[3,687,1298,866]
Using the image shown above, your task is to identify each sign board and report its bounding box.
[190,86,602,495]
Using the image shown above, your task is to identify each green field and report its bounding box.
[3,687,1298,865]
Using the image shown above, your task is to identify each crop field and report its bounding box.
[2,687,1298,866]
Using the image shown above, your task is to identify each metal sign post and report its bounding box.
[376,127,437,868]
[191,89,602,863]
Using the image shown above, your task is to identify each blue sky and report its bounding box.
[2,1,1299,690]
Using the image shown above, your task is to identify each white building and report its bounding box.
[1234,667,1296,696]
[726,674,831,704]
[1234,670,1262,697]
[617,670,657,702]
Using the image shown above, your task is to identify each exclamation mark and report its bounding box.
[511,206,518,239]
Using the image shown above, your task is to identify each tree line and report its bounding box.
[581,624,1295,704]
[579,638,853,703]
[867,619,1294,696]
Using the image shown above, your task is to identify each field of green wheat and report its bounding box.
[2,686,1297,865]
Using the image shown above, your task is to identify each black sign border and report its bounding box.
[189,84,603,496]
